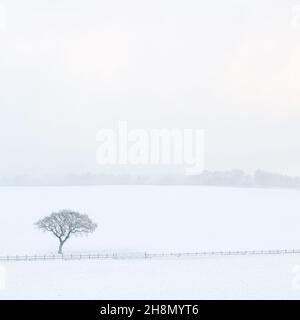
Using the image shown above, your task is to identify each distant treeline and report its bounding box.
[1,170,300,189]
[183,170,300,189]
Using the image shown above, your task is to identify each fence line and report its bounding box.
[0,249,300,262]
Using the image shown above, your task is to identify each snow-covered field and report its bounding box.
[1,255,300,299]
[0,186,300,254]
[0,186,300,299]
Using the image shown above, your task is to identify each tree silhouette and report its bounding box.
[35,210,97,254]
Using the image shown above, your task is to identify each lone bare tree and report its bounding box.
[35,210,98,254]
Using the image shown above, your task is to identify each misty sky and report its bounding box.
[0,0,300,176]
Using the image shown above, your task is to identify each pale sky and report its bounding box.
[0,0,300,176]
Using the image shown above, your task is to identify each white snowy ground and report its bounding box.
[1,255,300,299]
[0,185,300,299]
[0,186,300,254]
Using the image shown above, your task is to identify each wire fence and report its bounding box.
[0,249,300,262]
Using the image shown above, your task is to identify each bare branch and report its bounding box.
[35,210,98,254]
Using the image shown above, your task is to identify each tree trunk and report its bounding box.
[58,241,64,254]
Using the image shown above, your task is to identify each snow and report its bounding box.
[0,185,300,299]
[0,186,299,255]
[1,255,300,299]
